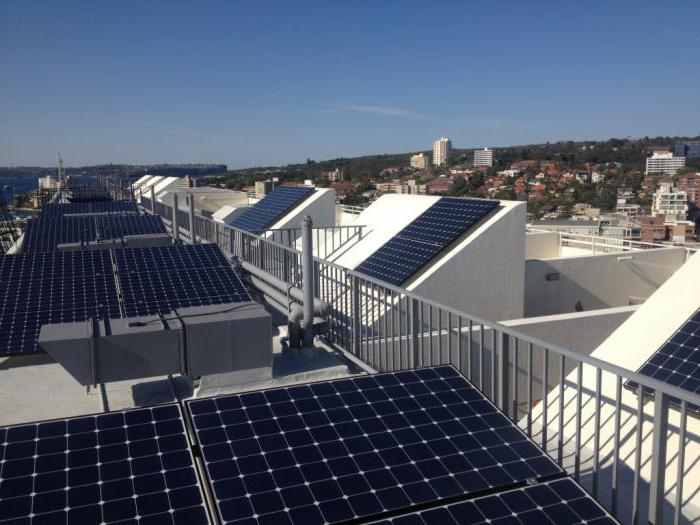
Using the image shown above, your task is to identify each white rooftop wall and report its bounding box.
[524,251,700,523]
[330,195,525,321]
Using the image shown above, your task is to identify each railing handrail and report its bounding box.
[528,227,699,254]
[144,201,700,409]
[225,218,700,408]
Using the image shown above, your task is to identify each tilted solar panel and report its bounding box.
[0,250,120,355]
[120,267,252,317]
[39,201,138,218]
[356,198,499,286]
[229,186,315,232]
[0,404,210,524]
[21,215,166,253]
[627,307,700,411]
[366,478,618,525]
[0,244,251,355]
[187,365,562,525]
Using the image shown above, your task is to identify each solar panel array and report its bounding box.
[356,198,499,286]
[39,201,138,218]
[230,186,315,232]
[187,365,566,525]
[627,307,700,411]
[367,478,617,525]
[114,245,251,317]
[0,251,119,355]
[0,244,251,355]
[22,215,166,252]
[0,404,210,524]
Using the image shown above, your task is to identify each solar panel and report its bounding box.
[115,244,252,318]
[0,245,250,355]
[120,267,252,317]
[356,198,499,286]
[22,215,166,253]
[365,478,618,524]
[0,404,210,524]
[187,365,562,525]
[230,186,315,232]
[0,251,120,355]
[39,201,138,218]
[627,307,700,411]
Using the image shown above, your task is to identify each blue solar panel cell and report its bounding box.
[627,308,700,411]
[366,478,618,524]
[230,186,315,232]
[187,366,562,525]
[0,405,210,524]
[356,197,499,286]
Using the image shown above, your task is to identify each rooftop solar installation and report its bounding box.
[0,251,120,355]
[0,244,251,355]
[356,198,499,286]
[21,215,166,253]
[366,478,617,525]
[0,404,210,525]
[39,201,138,218]
[627,307,700,411]
[187,365,562,525]
[120,267,252,317]
[229,186,315,232]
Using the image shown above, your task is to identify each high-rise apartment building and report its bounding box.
[473,148,493,168]
[645,151,686,176]
[410,153,430,170]
[652,183,688,222]
[432,138,451,166]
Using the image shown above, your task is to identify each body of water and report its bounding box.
[0,177,40,201]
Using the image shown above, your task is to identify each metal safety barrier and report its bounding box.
[145,198,700,525]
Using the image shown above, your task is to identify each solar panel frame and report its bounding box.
[229,186,315,232]
[365,478,619,525]
[187,365,563,525]
[626,307,700,411]
[0,404,211,525]
[356,198,500,286]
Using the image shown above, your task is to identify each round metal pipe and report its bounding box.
[301,216,314,347]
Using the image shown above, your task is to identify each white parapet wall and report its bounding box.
[526,230,561,259]
[524,251,700,524]
[267,187,336,232]
[330,195,525,321]
[524,247,688,317]
[408,200,526,321]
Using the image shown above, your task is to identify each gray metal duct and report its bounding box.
[38,302,272,386]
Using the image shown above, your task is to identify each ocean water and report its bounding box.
[0,177,39,199]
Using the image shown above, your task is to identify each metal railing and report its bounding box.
[250,225,366,260]
[146,199,699,525]
[529,228,698,259]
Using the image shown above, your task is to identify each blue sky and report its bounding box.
[1,0,698,168]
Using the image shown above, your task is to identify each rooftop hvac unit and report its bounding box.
[38,302,272,386]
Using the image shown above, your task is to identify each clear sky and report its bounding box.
[1,0,699,169]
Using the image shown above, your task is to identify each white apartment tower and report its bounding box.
[652,184,688,222]
[432,137,452,166]
[473,147,493,168]
[645,151,686,176]
[410,153,430,170]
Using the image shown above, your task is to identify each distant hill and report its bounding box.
[225,135,700,184]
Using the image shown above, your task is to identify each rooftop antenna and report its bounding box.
[57,153,65,185]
